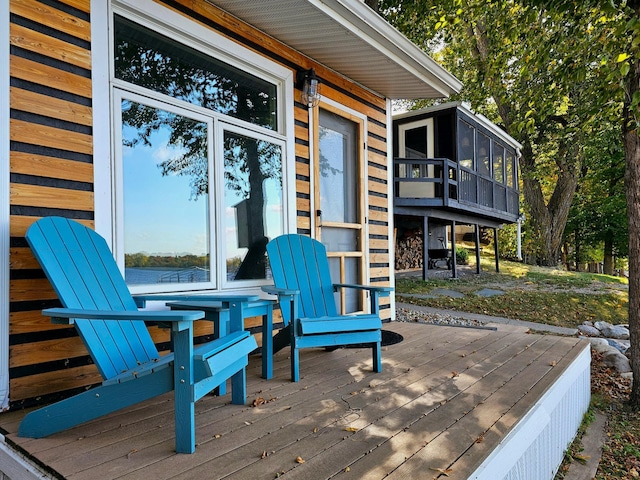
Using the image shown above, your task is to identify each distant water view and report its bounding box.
[125,267,210,285]
[125,266,272,285]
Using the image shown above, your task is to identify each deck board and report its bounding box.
[0,321,589,480]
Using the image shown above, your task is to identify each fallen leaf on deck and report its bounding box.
[550,360,557,367]
[451,371,459,378]
[295,456,305,464]
[253,397,266,407]
[430,467,453,476]
[345,426,358,432]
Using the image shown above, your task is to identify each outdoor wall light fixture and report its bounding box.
[298,68,321,108]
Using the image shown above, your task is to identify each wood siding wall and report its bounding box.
[7,0,392,406]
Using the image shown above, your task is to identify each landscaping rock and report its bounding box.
[430,288,465,299]
[594,321,630,340]
[586,337,614,354]
[606,339,629,355]
[474,288,505,297]
[578,324,601,337]
[602,350,631,373]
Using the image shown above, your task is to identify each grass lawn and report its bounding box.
[396,256,629,328]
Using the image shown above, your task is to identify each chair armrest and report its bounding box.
[133,293,260,308]
[333,283,393,296]
[42,307,205,325]
[333,284,393,316]
[261,285,300,297]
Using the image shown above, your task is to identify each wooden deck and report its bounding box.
[0,321,590,480]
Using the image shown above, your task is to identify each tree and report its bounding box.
[565,121,627,273]
[380,1,615,266]
[518,0,640,408]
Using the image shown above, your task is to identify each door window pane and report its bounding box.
[114,15,278,131]
[319,111,358,223]
[224,131,283,281]
[121,100,211,286]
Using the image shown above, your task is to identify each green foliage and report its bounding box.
[455,247,469,265]
[380,0,629,265]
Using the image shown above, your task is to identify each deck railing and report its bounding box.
[394,157,519,219]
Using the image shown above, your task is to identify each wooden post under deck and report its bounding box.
[422,216,429,281]
[451,220,457,278]
[475,224,481,274]
[494,227,500,273]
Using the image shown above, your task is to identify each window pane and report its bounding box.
[121,100,211,286]
[477,132,491,176]
[506,149,516,188]
[224,131,283,281]
[319,111,358,223]
[458,120,474,169]
[114,15,277,130]
[493,143,504,183]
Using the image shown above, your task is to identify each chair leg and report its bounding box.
[291,347,300,382]
[231,368,247,405]
[373,341,382,373]
[172,323,196,454]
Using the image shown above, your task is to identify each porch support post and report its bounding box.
[494,227,500,273]
[451,220,457,279]
[475,224,481,274]
[422,215,429,281]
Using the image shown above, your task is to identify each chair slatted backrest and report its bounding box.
[267,234,337,324]
[26,217,160,381]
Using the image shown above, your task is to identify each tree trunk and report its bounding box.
[626,46,640,408]
[603,233,615,276]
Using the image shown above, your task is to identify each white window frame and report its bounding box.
[92,0,295,294]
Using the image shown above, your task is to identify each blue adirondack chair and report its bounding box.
[262,234,392,382]
[18,217,258,454]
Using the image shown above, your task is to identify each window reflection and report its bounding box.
[224,132,283,281]
[122,101,211,286]
[114,15,278,131]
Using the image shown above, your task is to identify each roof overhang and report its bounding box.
[206,0,463,100]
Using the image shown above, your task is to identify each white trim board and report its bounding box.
[1,0,10,413]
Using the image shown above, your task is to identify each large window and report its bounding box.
[112,13,287,292]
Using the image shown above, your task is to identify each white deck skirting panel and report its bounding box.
[470,342,591,480]
[0,435,55,480]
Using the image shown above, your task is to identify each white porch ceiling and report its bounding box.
[206,0,463,100]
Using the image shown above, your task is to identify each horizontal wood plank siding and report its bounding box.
[8,0,94,403]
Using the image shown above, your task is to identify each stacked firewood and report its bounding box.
[395,229,423,270]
